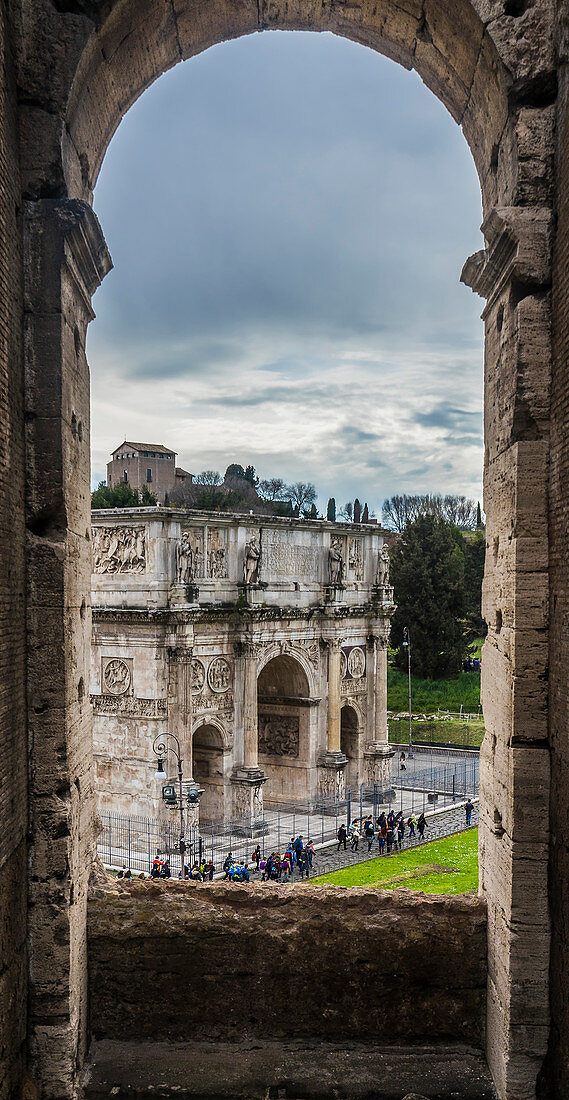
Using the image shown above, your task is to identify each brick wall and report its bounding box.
[0,1,27,1096]
[88,882,487,1047]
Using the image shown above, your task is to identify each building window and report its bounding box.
[146,469,152,483]
[123,470,128,483]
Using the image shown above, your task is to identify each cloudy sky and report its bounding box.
[88,30,484,516]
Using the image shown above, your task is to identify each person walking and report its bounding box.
[305,840,315,869]
[407,815,416,838]
[281,853,291,883]
[350,823,361,851]
[337,823,347,851]
[252,844,261,871]
[465,799,474,827]
[378,826,386,855]
[366,821,375,852]
[417,813,427,840]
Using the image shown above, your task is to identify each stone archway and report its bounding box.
[257,654,312,805]
[13,3,558,1098]
[340,704,360,792]
[192,723,225,824]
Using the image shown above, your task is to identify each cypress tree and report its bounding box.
[327,497,336,522]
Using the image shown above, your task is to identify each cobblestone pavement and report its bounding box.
[306,801,479,878]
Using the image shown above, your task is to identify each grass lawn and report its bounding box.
[388,716,484,749]
[311,828,479,895]
[387,665,481,713]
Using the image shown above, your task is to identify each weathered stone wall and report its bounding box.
[0,2,27,1096]
[544,16,569,1094]
[88,882,487,1046]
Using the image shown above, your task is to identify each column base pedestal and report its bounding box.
[230,768,269,834]
[363,743,395,800]
[317,750,348,806]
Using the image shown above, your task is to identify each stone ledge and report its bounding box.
[82,1039,496,1100]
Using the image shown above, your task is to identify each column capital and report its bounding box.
[167,645,193,664]
[234,639,261,659]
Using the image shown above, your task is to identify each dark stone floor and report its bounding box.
[83,1038,496,1099]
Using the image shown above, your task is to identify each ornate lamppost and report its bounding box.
[153,733,202,872]
[402,627,413,758]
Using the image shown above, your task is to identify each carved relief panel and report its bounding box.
[207,527,228,579]
[93,526,146,574]
[341,644,366,689]
[258,715,300,757]
[348,538,364,581]
[181,526,204,579]
[192,655,234,713]
[101,656,134,696]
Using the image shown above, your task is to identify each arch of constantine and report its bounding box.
[91,509,394,824]
[1,1,569,1099]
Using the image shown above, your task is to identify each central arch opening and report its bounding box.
[257,654,312,806]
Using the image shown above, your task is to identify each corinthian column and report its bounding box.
[363,628,393,792]
[168,646,194,780]
[231,640,267,826]
[374,631,389,743]
[243,646,259,769]
[327,641,342,753]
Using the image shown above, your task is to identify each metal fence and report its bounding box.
[98,754,479,877]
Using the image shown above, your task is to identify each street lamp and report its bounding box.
[402,627,413,758]
[153,733,186,867]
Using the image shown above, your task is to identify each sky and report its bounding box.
[88,30,485,516]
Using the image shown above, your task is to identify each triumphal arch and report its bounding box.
[3,1,569,1099]
[91,509,394,824]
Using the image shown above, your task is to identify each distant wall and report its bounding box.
[88,882,486,1046]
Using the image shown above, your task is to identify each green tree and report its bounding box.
[244,465,257,484]
[362,503,369,523]
[225,463,245,481]
[91,482,157,509]
[463,530,486,639]
[390,515,467,677]
[327,497,336,522]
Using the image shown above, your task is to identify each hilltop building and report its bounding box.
[107,441,192,503]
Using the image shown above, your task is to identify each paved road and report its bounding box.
[308,800,479,878]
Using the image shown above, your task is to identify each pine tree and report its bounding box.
[476,501,483,528]
[353,498,362,523]
[362,503,369,523]
[327,497,336,522]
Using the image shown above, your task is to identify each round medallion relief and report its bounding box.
[340,651,348,680]
[348,646,365,679]
[103,658,131,696]
[208,656,232,693]
[191,659,206,695]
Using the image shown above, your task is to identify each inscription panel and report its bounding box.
[261,528,320,581]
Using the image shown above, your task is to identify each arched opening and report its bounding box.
[340,704,359,791]
[192,723,225,823]
[257,654,312,805]
[17,2,556,1097]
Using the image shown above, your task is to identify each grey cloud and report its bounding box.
[90,30,484,507]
